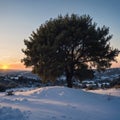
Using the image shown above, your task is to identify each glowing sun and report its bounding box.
[2,65,9,70]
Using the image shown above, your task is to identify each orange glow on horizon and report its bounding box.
[0,62,119,70]
[0,54,119,70]
[1,65,9,70]
[0,63,31,70]
[0,60,120,70]
[9,63,31,70]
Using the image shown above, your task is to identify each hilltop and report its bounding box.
[0,86,120,120]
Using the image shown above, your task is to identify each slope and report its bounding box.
[0,86,120,120]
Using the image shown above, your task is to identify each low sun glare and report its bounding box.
[1,65,9,70]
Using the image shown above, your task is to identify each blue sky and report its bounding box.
[0,0,120,69]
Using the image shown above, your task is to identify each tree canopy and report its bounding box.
[22,14,119,87]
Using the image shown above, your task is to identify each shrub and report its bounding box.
[0,83,7,92]
[114,85,120,89]
[6,90,14,96]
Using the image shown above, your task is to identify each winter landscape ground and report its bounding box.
[0,86,120,120]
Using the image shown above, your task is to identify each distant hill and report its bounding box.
[95,68,120,77]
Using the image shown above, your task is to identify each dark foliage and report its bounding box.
[22,14,119,88]
[0,84,6,92]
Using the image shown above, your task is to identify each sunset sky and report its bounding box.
[0,0,120,70]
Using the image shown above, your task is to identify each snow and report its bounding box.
[87,88,120,97]
[0,86,120,120]
[0,106,27,120]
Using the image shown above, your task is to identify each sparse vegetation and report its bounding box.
[0,83,6,92]
[0,68,120,91]
[114,85,120,89]
[6,90,14,96]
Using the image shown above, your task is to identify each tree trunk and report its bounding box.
[66,72,73,88]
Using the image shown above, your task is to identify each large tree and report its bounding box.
[22,14,119,88]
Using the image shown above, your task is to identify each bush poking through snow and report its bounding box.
[0,83,7,92]
[114,85,120,89]
[6,90,14,96]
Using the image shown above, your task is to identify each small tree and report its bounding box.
[22,14,119,88]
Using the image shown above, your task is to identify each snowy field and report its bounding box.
[87,88,120,97]
[0,86,120,120]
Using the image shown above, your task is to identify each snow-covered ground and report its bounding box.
[0,86,120,120]
[87,88,120,97]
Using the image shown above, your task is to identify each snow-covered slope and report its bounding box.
[87,88,120,97]
[0,86,120,120]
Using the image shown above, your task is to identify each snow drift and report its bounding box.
[0,86,120,120]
